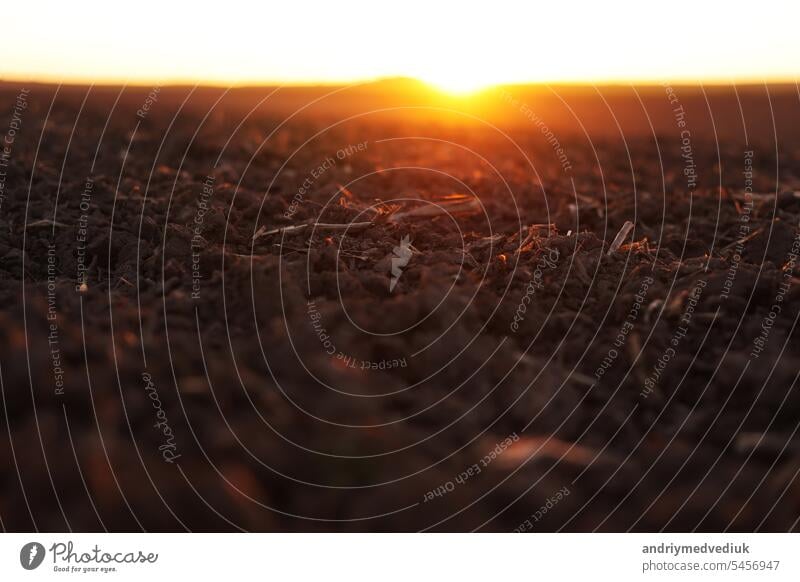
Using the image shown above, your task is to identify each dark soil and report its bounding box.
[1,83,800,531]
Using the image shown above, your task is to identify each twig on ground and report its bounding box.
[607,221,634,255]
[253,221,373,241]
[388,198,480,222]
[722,227,763,251]
[457,249,481,269]
[338,250,369,261]
[468,234,503,252]
[516,224,556,254]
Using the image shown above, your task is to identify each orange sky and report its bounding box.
[4,0,798,92]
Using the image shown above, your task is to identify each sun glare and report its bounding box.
[420,75,495,96]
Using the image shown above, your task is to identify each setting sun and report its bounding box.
[421,76,493,96]
[420,72,498,97]
[416,65,503,95]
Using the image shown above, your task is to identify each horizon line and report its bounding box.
[1,75,798,91]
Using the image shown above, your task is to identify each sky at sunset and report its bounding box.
[4,0,798,92]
